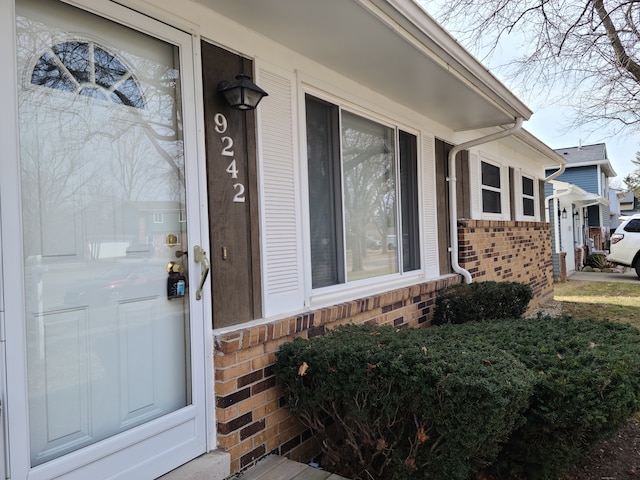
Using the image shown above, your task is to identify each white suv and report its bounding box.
[607,214,640,277]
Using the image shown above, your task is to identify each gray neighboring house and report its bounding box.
[608,187,625,231]
[620,190,639,217]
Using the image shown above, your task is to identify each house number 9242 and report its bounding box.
[214,112,245,203]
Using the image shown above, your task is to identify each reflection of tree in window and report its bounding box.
[342,112,396,275]
[31,41,144,108]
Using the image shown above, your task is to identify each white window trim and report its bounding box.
[519,170,538,220]
[479,154,508,220]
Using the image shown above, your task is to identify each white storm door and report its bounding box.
[10,0,208,478]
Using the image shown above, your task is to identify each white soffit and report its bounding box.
[193,0,533,131]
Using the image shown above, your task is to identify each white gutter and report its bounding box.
[543,163,566,182]
[448,117,524,284]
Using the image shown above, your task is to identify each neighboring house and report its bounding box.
[0,1,565,479]
[620,190,639,217]
[608,187,625,231]
[546,180,604,277]
[546,143,616,252]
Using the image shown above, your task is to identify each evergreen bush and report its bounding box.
[275,318,640,480]
[432,281,533,325]
[275,324,535,480]
[469,318,640,479]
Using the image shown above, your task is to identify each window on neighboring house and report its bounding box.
[153,213,163,223]
[522,175,535,217]
[305,94,420,289]
[481,160,502,214]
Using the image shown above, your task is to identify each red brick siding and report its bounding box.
[214,277,459,473]
[457,219,554,311]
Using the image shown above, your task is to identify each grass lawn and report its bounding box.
[554,280,640,328]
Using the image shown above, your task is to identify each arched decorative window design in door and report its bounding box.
[31,41,145,108]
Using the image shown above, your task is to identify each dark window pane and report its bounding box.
[523,197,535,216]
[399,131,420,272]
[482,189,501,213]
[481,161,500,188]
[32,50,77,92]
[522,176,534,196]
[306,95,343,288]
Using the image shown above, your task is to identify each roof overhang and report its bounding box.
[549,180,609,207]
[194,0,533,131]
[511,129,567,167]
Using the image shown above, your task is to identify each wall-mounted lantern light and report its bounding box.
[217,74,268,110]
[561,208,567,219]
[573,209,580,218]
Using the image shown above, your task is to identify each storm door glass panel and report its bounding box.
[16,0,190,466]
[341,111,398,281]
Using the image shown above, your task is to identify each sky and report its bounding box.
[419,1,640,186]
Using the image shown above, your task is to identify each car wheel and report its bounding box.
[635,258,640,278]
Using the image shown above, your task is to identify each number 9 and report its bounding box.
[214,113,227,134]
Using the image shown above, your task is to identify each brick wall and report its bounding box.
[213,277,459,473]
[457,220,554,311]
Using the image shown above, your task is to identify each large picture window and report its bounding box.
[306,95,419,289]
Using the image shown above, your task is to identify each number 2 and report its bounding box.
[221,136,234,156]
[233,183,246,203]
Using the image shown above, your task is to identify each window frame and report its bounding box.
[303,91,423,296]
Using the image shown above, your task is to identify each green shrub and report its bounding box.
[432,281,533,325]
[276,319,640,480]
[489,318,640,479]
[431,318,640,479]
[585,253,615,269]
[275,324,536,480]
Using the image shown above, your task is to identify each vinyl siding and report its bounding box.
[545,166,599,194]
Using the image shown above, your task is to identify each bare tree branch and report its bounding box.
[427,0,640,133]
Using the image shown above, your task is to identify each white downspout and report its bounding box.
[543,163,566,183]
[448,117,524,284]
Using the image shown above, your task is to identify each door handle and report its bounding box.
[193,245,210,301]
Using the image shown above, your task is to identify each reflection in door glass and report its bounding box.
[16,0,190,466]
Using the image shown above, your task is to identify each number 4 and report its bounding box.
[226,160,239,179]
